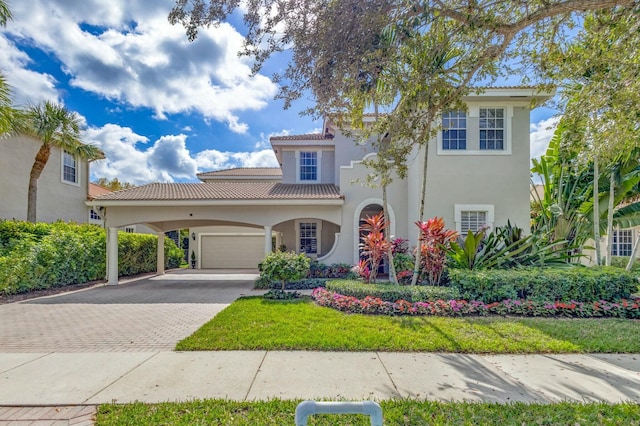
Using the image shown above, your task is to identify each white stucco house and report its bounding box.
[88,87,554,284]
[0,135,92,223]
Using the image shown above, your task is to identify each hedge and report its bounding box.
[325,279,460,302]
[0,220,183,295]
[448,267,638,303]
[254,276,331,290]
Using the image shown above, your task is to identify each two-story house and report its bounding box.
[0,135,91,223]
[88,88,552,284]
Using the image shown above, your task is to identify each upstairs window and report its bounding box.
[479,108,505,150]
[441,111,467,150]
[299,151,318,181]
[62,151,78,184]
[612,229,633,257]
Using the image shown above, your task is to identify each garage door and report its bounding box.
[201,235,264,269]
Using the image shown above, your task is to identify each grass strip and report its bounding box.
[96,399,640,425]
[176,297,640,353]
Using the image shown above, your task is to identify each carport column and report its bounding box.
[157,231,165,276]
[107,227,119,285]
[264,225,273,256]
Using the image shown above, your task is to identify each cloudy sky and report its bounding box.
[1,0,558,185]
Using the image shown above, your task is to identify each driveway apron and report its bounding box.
[0,270,260,352]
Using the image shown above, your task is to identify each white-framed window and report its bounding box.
[479,107,505,150]
[124,226,136,233]
[612,228,633,257]
[90,209,102,220]
[441,111,467,150]
[299,151,318,181]
[437,105,512,156]
[454,204,494,234]
[296,220,321,256]
[62,151,79,185]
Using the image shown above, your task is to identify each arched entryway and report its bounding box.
[352,198,396,265]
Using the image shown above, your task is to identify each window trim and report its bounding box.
[437,105,513,156]
[295,150,322,183]
[295,219,322,257]
[454,204,495,234]
[61,150,80,186]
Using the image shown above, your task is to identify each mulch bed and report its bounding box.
[0,280,105,305]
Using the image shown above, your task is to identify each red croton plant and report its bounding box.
[359,212,390,283]
[416,217,458,286]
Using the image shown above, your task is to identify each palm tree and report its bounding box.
[0,0,13,135]
[15,101,104,222]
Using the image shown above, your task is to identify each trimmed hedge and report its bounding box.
[254,277,330,290]
[325,279,460,302]
[448,267,638,303]
[0,220,183,295]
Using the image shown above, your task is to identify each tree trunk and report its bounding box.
[382,182,398,284]
[411,142,429,285]
[27,144,51,223]
[593,157,601,265]
[626,234,640,271]
[605,171,615,266]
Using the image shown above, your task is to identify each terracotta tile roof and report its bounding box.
[92,182,342,201]
[88,183,112,199]
[197,167,282,177]
[270,133,333,141]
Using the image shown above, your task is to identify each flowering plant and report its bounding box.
[311,288,640,319]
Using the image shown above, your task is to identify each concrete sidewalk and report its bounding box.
[1,351,639,406]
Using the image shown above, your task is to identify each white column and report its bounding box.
[264,225,273,255]
[157,232,165,275]
[107,227,119,285]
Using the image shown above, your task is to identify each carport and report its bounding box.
[87,182,343,284]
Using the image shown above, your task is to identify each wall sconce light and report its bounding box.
[191,232,196,241]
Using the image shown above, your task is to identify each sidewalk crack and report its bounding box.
[244,351,268,401]
[376,352,401,398]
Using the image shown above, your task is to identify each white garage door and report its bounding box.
[201,235,264,269]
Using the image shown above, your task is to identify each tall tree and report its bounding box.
[542,9,640,264]
[14,101,104,222]
[0,0,13,135]
[170,0,637,275]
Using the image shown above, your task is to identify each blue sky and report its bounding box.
[1,0,558,185]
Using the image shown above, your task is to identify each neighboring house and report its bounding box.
[88,87,553,283]
[0,135,90,223]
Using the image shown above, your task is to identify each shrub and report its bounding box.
[308,261,353,278]
[260,250,310,291]
[325,279,460,302]
[0,220,183,295]
[448,267,638,303]
[611,256,640,278]
[254,277,330,290]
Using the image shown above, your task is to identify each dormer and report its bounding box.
[270,132,336,185]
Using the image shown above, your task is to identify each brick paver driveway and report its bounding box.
[0,270,260,352]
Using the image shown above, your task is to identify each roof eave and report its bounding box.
[86,199,344,207]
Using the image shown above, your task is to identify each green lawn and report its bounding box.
[175,297,640,353]
[96,399,640,425]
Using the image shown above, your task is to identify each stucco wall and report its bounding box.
[419,104,531,234]
[280,147,336,184]
[0,135,89,223]
[332,130,377,186]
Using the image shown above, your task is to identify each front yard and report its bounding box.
[176,297,640,353]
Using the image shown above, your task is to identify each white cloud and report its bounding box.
[530,116,560,161]
[0,35,59,105]
[85,123,279,185]
[4,0,278,133]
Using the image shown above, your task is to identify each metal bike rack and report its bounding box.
[295,400,383,426]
